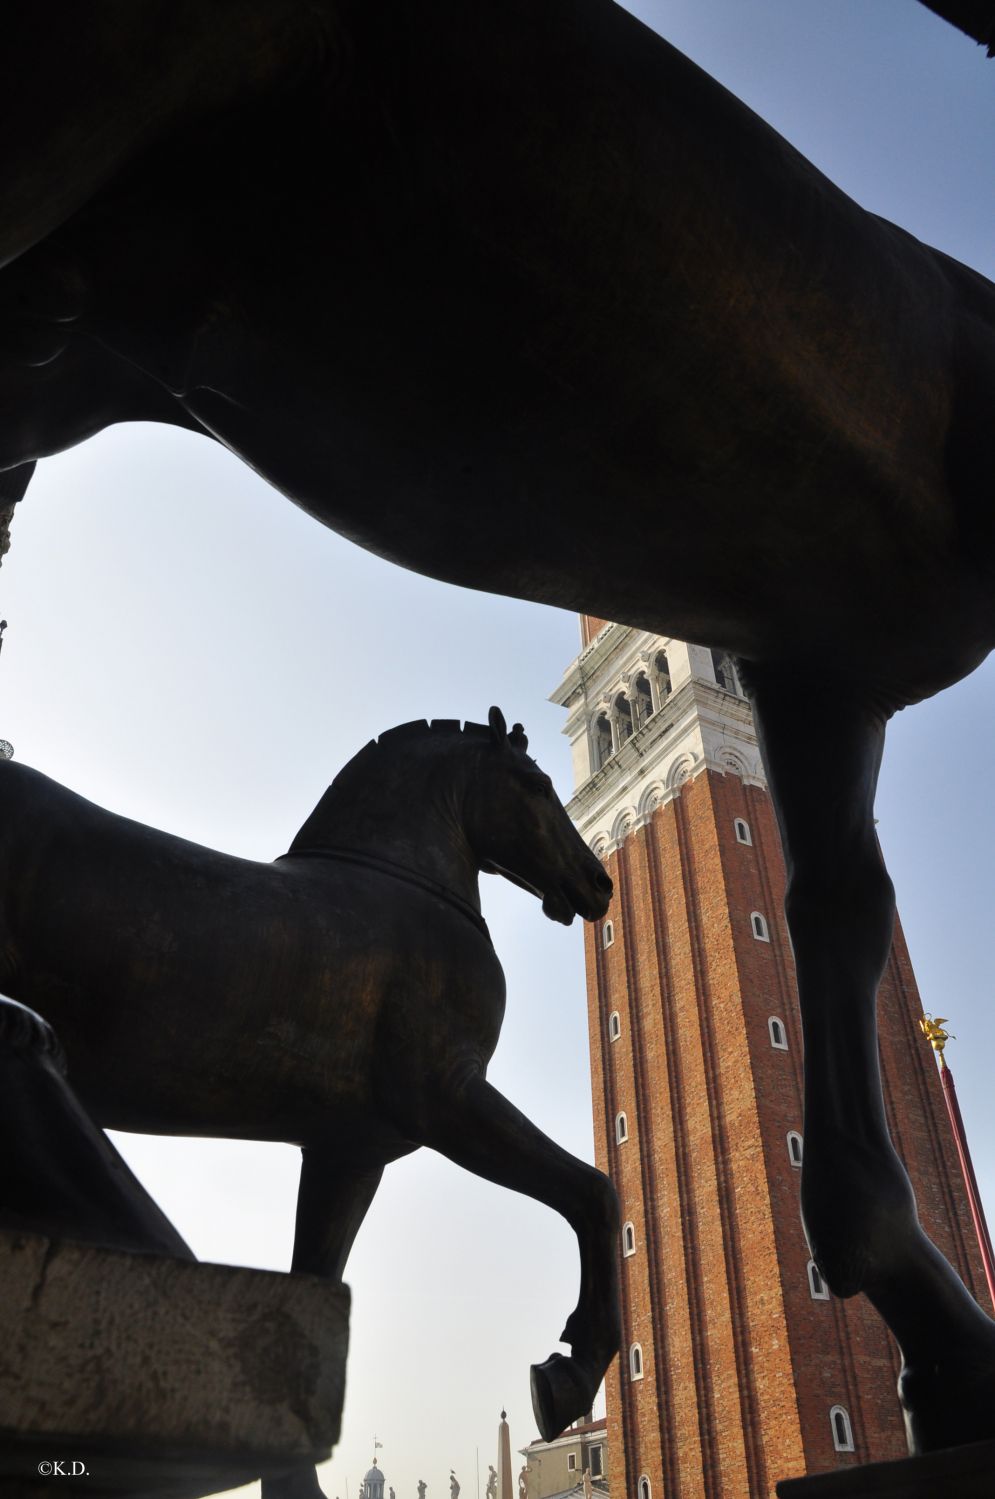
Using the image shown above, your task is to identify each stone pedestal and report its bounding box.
[0,1231,349,1497]
[776,1438,995,1497]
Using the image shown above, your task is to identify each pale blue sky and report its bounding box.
[1,5,993,1497]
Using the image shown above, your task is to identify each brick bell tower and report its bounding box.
[551,618,990,1499]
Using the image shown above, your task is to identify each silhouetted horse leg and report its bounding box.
[261,1147,386,1499]
[747,666,995,1454]
[419,1071,620,1441]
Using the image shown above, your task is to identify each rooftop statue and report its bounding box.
[2,0,995,1470]
[0,709,614,1499]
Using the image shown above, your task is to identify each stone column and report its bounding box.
[496,1410,514,1499]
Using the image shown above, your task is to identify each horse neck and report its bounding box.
[287,747,481,906]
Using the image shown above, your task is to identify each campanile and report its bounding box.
[551,618,989,1498]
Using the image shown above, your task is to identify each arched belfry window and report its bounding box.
[622,1221,636,1257]
[614,692,634,745]
[787,1131,804,1167]
[830,1406,854,1452]
[751,911,770,942]
[629,1343,644,1381]
[593,714,613,771]
[711,649,742,696]
[602,920,615,950]
[608,1010,621,1042]
[637,1476,652,1499]
[734,817,752,845]
[655,650,672,701]
[616,1112,629,1144]
[768,1016,788,1050]
[632,673,654,730]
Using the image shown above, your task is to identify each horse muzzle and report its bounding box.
[543,867,612,926]
[542,887,578,926]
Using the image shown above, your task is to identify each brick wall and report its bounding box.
[586,769,989,1497]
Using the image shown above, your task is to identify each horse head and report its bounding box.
[469,706,612,926]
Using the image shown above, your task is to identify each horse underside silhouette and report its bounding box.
[0,711,615,1499]
[3,0,995,1472]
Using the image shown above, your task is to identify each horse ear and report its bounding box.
[488,706,508,743]
[509,722,529,752]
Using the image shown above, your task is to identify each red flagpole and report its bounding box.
[920,1016,995,1311]
[938,1061,995,1310]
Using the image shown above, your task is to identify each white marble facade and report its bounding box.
[549,623,766,854]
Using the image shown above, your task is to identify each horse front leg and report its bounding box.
[261,1146,386,1499]
[748,666,995,1454]
[419,1069,621,1440]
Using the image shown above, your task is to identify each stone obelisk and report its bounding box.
[496,1410,513,1499]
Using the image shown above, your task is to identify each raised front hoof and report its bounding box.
[899,1355,995,1455]
[530,1353,594,1442]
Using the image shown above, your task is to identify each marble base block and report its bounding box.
[777,1438,995,1498]
[0,1231,349,1497]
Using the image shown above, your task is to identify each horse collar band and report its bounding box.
[287,845,492,941]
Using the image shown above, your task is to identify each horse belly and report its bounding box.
[156,0,968,679]
[65,943,385,1143]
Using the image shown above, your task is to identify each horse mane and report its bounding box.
[333,717,494,790]
[287,718,522,854]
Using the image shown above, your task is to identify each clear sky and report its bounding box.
[2,4,994,1497]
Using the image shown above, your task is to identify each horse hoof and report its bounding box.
[899,1355,995,1454]
[530,1353,592,1442]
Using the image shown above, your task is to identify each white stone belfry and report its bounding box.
[549,622,765,849]
[496,1408,514,1499]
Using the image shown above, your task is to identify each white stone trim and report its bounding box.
[555,626,768,853]
[808,1259,830,1300]
[751,911,770,942]
[830,1406,854,1452]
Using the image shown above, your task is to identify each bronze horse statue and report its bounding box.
[0,709,615,1497]
[3,0,995,1466]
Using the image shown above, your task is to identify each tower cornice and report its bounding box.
[554,625,765,853]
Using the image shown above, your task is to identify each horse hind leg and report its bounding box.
[261,1147,385,1499]
[417,1069,621,1441]
[748,665,995,1454]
